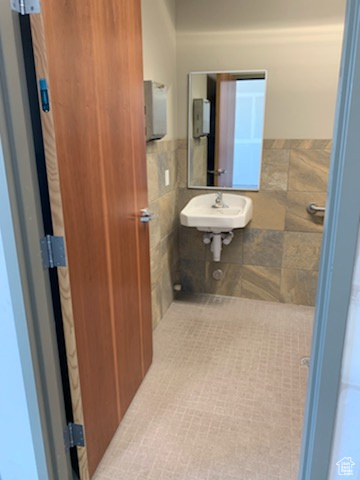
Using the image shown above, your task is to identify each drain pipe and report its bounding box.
[211,234,222,262]
[203,231,234,262]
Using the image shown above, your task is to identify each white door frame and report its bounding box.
[299,0,360,478]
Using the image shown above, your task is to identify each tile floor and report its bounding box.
[94,294,314,480]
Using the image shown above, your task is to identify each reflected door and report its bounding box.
[215,73,236,187]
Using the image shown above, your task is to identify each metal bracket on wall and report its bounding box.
[40,235,66,269]
[10,0,40,15]
[64,423,85,450]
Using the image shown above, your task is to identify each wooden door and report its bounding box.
[30,1,152,477]
[215,73,237,187]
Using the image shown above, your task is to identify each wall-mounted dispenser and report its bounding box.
[193,98,210,138]
[144,80,167,141]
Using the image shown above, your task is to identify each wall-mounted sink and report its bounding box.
[180,193,253,234]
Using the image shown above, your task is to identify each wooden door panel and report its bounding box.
[32,0,152,476]
[29,14,90,478]
[40,2,121,474]
[90,0,150,415]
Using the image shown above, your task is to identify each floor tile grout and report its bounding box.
[94,294,313,480]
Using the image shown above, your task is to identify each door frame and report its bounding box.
[2,1,360,479]
[298,0,360,478]
[0,4,73,480]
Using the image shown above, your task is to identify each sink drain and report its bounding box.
[300,357,310,368]
[212,269,223,281]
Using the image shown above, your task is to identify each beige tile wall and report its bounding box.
[189,136,208,186]
[177,139,331,306]
[146,140,180,328]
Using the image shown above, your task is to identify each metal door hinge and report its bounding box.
[64,423,85,450]
[39,78,50,112]
[40,235,66,269]
[11,0,40,15]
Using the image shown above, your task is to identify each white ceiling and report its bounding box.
[175,0,347,32]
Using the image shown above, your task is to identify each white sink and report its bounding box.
[180,193,253,233]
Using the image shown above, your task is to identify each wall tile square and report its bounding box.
[241,266,281,303]
[205,262,242,296]
[243,229,284,268]
[180,259,206,293]
[179,226,207,262]
[145,140,157,155]
[160,269,174,317]
[290,139,332,150]
[157,151,170,197]
[282,232,323,271]
[281,269,319,306]
[148,200,161,251]
[177,147,188,188]
[246,191,287,230]
[159,189,177,238]
[261,149,290,191]
[150,243,162,290]
[161,230,179,281]
[288,149,330,192]
[147,153,160,203]
[151,284,162,329]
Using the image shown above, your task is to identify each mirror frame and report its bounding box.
[187,70,267,191]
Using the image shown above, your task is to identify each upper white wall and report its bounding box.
[176,0,345,32]
[141,0,177,140]
[176,24,344,139]
[142,0,346,140]
[175,0,346,139]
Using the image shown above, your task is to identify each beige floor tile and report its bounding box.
[94,294,313,480]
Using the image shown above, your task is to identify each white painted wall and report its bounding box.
[176,24,344,139]
[191,73,207,99]
[176,0,345,32]
[0,139,48,480]
[141,0,177,139]
[142,1,345,140]
[328,223,360,479]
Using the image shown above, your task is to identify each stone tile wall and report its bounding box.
[177,139,331,306]
[146,140,180,328]
[189,136,208,187]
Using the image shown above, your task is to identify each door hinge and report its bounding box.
[40,235,66,269]
[39,78,50,112]
[11,0,40,15]
[64,423,85,450]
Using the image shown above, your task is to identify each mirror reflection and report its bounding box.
[188,71,267,190]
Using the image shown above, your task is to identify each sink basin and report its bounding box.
[180,193,253,233]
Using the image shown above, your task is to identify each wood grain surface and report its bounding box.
[30,0,152,476]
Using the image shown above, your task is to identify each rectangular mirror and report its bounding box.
[188,70,267,190]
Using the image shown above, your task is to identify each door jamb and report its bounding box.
[298,0,360,478]
[0,5,73,479]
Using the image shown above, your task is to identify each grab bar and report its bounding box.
[307,203,326,215]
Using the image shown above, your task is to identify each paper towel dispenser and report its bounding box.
[193,98,210,138]
[144,81,167,141]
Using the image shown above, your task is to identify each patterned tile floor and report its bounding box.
[94,294,314,480]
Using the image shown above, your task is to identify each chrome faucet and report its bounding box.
[212,192,228,208]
